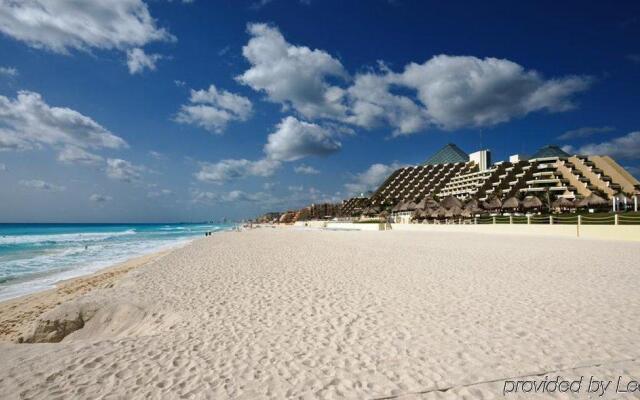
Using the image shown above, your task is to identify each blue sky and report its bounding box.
[0,0,639,222]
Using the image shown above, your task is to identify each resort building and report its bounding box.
[369,143,639,207]
[340,197,370,216]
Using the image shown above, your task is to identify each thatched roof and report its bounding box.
[363,206,380,216]
[391,201,404,212]
[445,205,463,218]
[575,193,608,208]
[551,197,575,209]
[404,201,418,211]
[415,197,439,211]
[464,198,483,213]
[522,196,543,209]
[460,208,472,218]
[412,209,426,219]
[440,195,463,210]
[483,196,502,210]
[502,197,521,210]
[430,207,447,218]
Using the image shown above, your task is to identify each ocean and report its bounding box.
[0,223,232,301]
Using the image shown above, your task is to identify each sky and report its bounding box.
[0,0,639,223]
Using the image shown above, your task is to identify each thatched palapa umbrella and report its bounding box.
[502,196,521,210]
[440,195,463,210]
[415,197,438,211]
[404,200,418,212]
[522,196,543,210]
[445,205,463,218]
[551,197,575,209]
[483,196,502,211]
[391,201,404,213]
[431,207,447,219]
[415,197,439,213]
[464,198,483,214]
[575,193,608,208]
[460,208,472,218]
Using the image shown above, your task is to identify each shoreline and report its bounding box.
[0,247,175,342]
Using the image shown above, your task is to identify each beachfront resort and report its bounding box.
[257,143,640,227]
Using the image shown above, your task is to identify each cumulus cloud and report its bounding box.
[195,158,280,183]
[344,162,404,195]
[294,164,320,174]
[557,126,615,141]
[126,48,163,74]
[563,131,640,160]
[238,25,592,135]
[264,116,341,162]
[106,158,145,182]
[345,70,429,136]
[0,0,173,54]
[0,91,127,152]
[0,66,18,77]
[57,146,104,166]
[19,179,65,191]
[90,193,112,203]
[236,23,348,120]
[391,55,591,131]
[175,84,253,133]
[196,116,341,184]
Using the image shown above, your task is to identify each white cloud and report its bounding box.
[106,158,145,182]
[0,0,173,54]
[0,163,6,171]
[0,66,18,77]
[195,116,340,184]
[19,179,65,191]
[238,24,591,135]
[344,162,404,195]
[90,193,112,203]
[294,164,319,174]
[0,91,127,152]
[126,48,163,74]
[557,126,615,140]
[392,55,591,131]
[345,71,429,136]
[57,146,104,166]
[264,116,341,162]
[563,131,640,160]
[236,23,348,120]
[175,84,253,133]
[195,158,280,183]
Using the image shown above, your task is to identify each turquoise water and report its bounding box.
[0,223,231,301]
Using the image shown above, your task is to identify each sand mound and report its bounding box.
[22,300,179,343]
[67,302,180,341]
[22,301,100,343]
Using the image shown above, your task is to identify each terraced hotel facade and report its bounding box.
[360,144,639,210]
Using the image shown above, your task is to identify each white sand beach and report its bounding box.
[1,228,640,399]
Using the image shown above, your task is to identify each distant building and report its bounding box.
[369,143,640,206]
